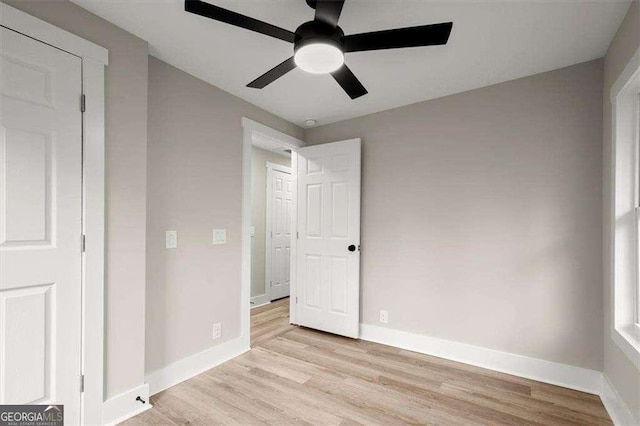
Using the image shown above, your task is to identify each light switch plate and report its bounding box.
[250,226,255,237]
[212,229,227,245]
[165,231,177,249]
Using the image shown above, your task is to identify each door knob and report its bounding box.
[348,245,356,252]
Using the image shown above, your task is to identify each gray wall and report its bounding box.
[251,147,290,299]
[603,0,640,419]
[305,59,604,370]
[146,57,302,373]
[3,0,149,399]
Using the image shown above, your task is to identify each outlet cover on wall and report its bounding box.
[165,230,177,249]
[212,322,222,340]
[212,229,227,245]
[250,226,255,237]
[379,310,389,324]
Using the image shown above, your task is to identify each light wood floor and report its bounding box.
[125,298,612,425]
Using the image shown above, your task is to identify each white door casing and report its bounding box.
[266,163,292,301]
[296,139,361,338]
[0,27,83,422]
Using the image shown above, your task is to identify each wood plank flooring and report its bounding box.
[124,298,612,425]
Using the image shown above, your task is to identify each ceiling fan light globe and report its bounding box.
[294,43,344,74]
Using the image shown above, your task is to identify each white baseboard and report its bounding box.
[601,374,639,426]
[146,336,248,396]
[251,295,270,309]
[359,324,602,395]
[103,383,151,426]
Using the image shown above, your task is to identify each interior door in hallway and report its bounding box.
[267,164,293,300]
[0,27,83,423]
[296,139,361,338]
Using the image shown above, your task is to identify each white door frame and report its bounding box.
[0,4,107,424]
[241,118,304,348]
[265,162,292,302]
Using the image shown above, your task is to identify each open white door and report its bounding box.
[0,27,83,422]
[296,139,361,338]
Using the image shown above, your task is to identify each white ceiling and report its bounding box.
[72,0,631,128]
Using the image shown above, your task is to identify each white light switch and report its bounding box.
[212,229,227,245]
[165,230,177,249]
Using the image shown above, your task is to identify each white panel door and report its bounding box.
[268,166,293,300]
[296,139,361,338]
[0,27,83,422]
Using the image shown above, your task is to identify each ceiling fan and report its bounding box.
[185,0,453,100]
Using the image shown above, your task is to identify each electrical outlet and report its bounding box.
[379,310,388,324]
[212,322,222,340]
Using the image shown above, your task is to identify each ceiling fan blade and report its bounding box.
[314,0,345,28]
[331,64,367,99]
[185,0,295,43]
[344,22,453,52]
[247,57,297,89]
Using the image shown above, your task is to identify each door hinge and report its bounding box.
[80,374,85,393]
[80,94,86,112]
[296,232,299,239]
[296,296,298,304]
[81,234,86,252]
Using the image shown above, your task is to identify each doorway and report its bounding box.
[241,119,363,349]
[241,118,304,348]
[250,141,292,307]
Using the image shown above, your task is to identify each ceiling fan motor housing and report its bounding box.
[294,21,345,53]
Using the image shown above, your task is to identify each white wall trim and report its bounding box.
[289,151,299,324]
[360,324,603,394]
[242,118,304,349]
[82,57,107,426]
[242,118,305,149]
[0,4,107,425]
[266,161,292,175]
[264,163,274,303]
[146,336,247,396]
[251,294,271,309]
[601,374,639,426]
[0,2,108,64]
[103,383,151,426]
[610,46,640,103]
[609,43,640,370]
